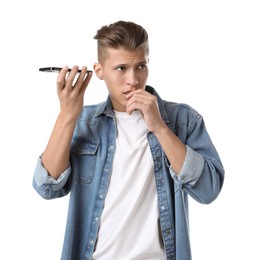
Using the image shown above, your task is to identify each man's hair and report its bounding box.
[94,20,149,63]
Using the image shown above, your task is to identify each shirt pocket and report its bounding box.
[71,138,99,184]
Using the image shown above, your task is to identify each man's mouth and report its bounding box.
[123,90,132,95]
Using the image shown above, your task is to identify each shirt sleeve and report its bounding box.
[169,145,204,186]
[33,156,71,191]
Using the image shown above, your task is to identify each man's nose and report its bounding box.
[126,72,139,86]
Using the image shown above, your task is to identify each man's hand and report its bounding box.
[125,89,167,134]
[57,65,92,121]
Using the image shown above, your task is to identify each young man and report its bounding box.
[33,20,224,260]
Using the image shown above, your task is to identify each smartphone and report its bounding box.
[39,67,92,73]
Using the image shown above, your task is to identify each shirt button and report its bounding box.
[90,240,94,245]
[161,206,165,211]
[99,194,104,199]
[95,217,99,222]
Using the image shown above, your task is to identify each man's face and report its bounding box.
[94,47,149,112]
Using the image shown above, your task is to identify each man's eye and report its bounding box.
[138,64,146,70]
[116,67,125,71]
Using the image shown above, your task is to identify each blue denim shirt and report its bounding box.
[33,85,224,260]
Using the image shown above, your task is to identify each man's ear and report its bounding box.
[94,63,104,80]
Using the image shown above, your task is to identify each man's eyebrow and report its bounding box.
[137,60,148,64]
[113,60,148,68]
[121,61,148,65]
[114,63,127,67]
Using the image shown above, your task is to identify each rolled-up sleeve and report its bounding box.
[170,145,204,186]
[33,156,71,199]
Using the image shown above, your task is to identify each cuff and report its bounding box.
[33,156,71,191]
[170,145,204,186]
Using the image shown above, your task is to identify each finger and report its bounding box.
[126,94,157,114]
[128,90,157,103]
[126,101,144,114]
[126,93,152,108]
[57,66,69,90]
[73,66,89,91]
[79,69,93,95]
[126,89,152,100]
[126,95,146,114]
[65,65,79,89]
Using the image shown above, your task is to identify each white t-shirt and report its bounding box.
[92,110,165,260]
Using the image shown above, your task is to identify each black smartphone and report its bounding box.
[39,67,92,73]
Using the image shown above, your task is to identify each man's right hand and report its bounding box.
[57,65,92,121]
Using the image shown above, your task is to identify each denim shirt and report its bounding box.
[33,85,224,260]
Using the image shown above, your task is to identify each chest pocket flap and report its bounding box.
[73,141,99,155]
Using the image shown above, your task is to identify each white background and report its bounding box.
[0,0,258,259]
